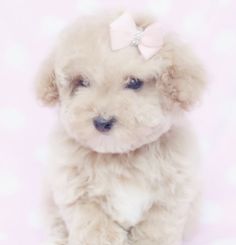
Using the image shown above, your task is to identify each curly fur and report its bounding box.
[36,11,206,245]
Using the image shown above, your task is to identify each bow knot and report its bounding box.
[110,13,165,60]
[131,29,144,46]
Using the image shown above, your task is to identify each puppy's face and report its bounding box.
[36,13,206,153]
[58,51,171,153]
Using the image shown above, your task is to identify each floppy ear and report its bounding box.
[35,53,59,106]
[159,41,206,110]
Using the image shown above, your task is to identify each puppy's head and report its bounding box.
[36,12,206,153]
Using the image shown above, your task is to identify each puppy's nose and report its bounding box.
[93,116,116,133]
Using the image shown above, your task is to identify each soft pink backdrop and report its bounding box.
[0,0,236,244]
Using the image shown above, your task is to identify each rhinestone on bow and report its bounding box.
[130,29,144,46]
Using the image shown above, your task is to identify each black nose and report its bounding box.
[93,116,116,132]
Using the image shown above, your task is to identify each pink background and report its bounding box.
[0,0,236,244]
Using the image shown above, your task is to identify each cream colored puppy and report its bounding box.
[36,11,206,245]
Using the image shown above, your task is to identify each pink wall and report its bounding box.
[0,0,235,244]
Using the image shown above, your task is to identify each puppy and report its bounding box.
[36,11,206,245]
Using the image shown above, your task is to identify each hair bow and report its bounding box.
[110,12,165,60]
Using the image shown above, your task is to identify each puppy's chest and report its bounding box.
[102,179,154,228]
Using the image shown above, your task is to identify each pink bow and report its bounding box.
[110,13,165,60]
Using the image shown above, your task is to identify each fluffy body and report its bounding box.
[36,11,206,245]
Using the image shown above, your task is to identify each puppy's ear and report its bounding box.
[35,53,59,106]
[160,41,206,110]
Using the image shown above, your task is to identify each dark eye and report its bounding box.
[125,78,144,90]
[71,77,90,95]
[76,78,90,87]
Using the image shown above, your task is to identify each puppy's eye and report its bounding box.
[125,78,144,90]
[75,78,90,88]
[71,77,90,95]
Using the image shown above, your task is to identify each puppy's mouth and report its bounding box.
[64,113,173,154]
[77,121,172,154]
[84,134,131,154]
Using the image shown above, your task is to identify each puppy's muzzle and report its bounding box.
[93,116,116,133]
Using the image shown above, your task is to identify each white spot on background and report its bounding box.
[4,43,30,68]
[200,200,223,225]
[212,30,236,55]
[218,0,232,7]
[34,145,49,165]
[225,165,236,188]
[200,139,211,156]
[0,108,26,131]
[181,12,206,37]
[28,210,44,229]
[0,171,21,196]
[147,0,173,16]
[76,0,100,14]
[210,238,236,245]
[40,16,66,37]
[0,232,8,242]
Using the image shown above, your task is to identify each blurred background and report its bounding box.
[0,0,236,244]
